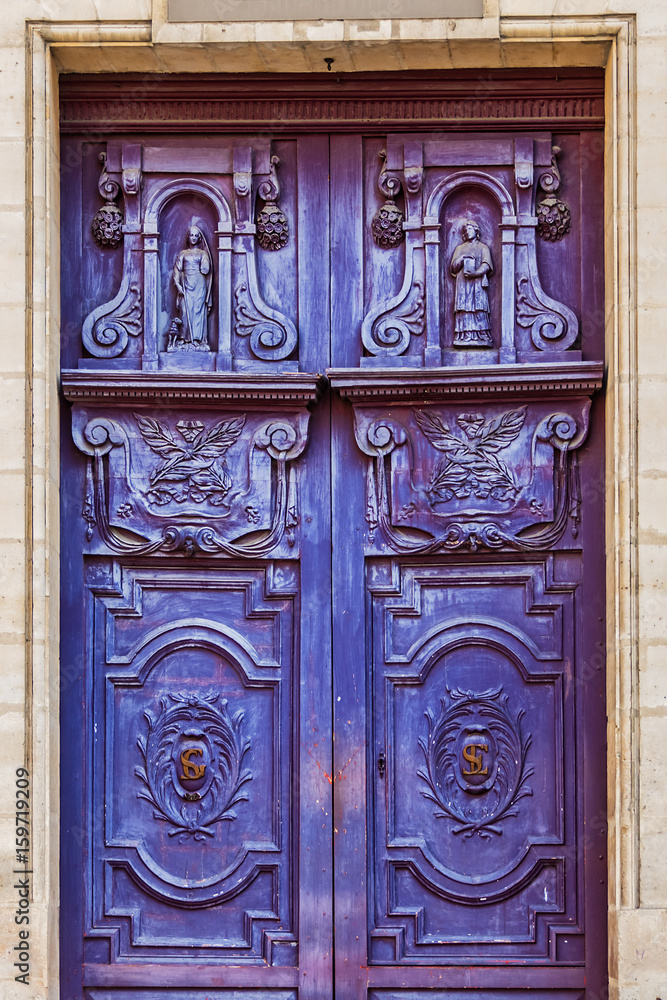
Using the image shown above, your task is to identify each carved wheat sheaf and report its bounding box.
[135,692,252,842]
[418,687,533,840]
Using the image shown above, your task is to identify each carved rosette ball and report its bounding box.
[256,202,289,251]
[372,199,405,249]
[536,195,571,242]
[91,202,124,249]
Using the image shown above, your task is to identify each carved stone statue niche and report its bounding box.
[450,220,494,347]
[167,224,213,353]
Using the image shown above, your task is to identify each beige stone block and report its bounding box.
[636,139,667,212]
[256,21,294,42]
[201,21,255,43]
[253,43,314,72]
[346,20,392,41]
[294,21,345,42]
[0,379,24,466]
[640,645,667,713]
[641,831,667,908]
[0,475,27,542]
[52,44,124,74]
[636,543,667,640]
[190,43,270,72]
[0,144,26,214]
[638,471,667,539]
[617,908,667,995]
[0,543,25,636]
[0,48,24,140]
[637,380,667,474]
[0,307,28,376]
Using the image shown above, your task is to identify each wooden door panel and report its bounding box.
[86,561,298,963]
[369,558,577,964]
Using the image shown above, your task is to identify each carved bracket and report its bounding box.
[361,243,425,361]
[82,242,142,359]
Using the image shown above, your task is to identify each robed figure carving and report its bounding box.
[450,220,494,347]
[168,224,213,352]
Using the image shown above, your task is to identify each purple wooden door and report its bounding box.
[59,75,606,1000]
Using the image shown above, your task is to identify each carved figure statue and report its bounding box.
[450,220,494,347]
[168,225,213,352]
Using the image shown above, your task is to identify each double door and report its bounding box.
[60,102,606,1000]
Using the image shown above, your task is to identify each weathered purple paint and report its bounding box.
[60,81,606,1000]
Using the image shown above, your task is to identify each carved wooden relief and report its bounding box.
[367,557,579,963]
[77,139,299,372]
[61,74,606,1000]
[359,134,580,368]
[339,381,599,555]
[85,561,298,963]
[69,404,310,557]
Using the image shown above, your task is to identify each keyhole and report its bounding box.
[377,750,386,778]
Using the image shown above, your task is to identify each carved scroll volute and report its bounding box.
[232,147,298,369]
[83,143,145,361]
[363,140,427,366]
[512,138,579,356]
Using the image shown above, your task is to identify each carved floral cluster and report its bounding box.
[91,202,124,249]
[372,200,405,249]
[256,203,289,250]
[536,196,572,241]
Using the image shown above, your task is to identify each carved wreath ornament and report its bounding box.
[418,687,534,839]
[135,692,251,842]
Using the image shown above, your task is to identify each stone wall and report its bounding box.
[0,1,664,997]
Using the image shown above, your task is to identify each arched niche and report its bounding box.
[141,178,233,369]
[424,171,517,363]
[439,186,503,353]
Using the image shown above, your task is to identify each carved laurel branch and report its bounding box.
[135,692,251,842]
[357,412,583,554]
[73,415,306,557]
[418,687,533,840]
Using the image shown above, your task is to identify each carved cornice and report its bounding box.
[327,361,604,404]
[59,71,605,134]
[61,370,324,406]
